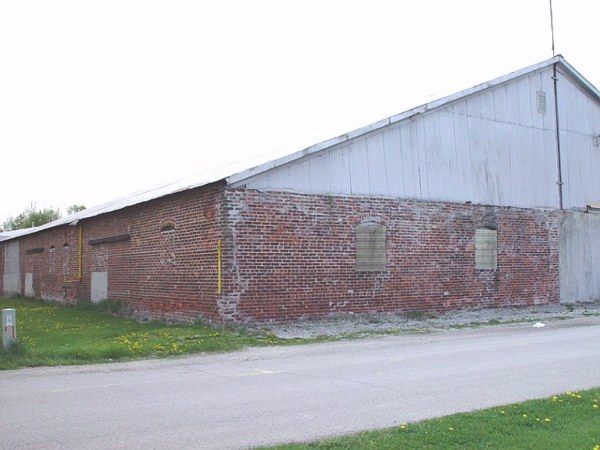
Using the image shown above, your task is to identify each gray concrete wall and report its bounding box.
[2,241,21,295]
[560,211,600,303]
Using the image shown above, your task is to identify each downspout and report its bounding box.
[77,224,83,280]
[64,223,83,283]
[552,63,564,209]
[217,239,222,294]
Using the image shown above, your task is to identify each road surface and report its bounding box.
[1,317,599,449]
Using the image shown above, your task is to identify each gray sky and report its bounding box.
[1,0,598,223]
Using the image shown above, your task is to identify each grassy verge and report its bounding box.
[0,296,302,370]
[265,389,600,450]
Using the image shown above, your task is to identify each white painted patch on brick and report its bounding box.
[24,273,34,297]
[91,271,108,303]
[3,241,21,295]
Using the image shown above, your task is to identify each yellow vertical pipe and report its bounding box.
[78,224,83,280]
[217,239,222,294]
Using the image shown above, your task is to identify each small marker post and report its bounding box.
[2,309,17,349]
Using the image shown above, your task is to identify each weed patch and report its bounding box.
[0,297,300,370]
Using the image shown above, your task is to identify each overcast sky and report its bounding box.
[1,0,598,224]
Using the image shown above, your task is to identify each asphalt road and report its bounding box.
[1,318,599,449]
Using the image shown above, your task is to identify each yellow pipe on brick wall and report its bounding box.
[77,224,83,280]
[64,224,83,284]
[217,239,222,294]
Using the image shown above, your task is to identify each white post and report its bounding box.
[2,309,17,349]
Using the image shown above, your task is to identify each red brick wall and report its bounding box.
[0,242,4,293]
[4,226,83,301]
[221,190,560,322]
[1,182,225,323]
[84,182,224,322]
[1,185,560,324]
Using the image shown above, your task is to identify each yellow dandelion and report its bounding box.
[448,427,454,431]
[399,424,408,429]
[522,414,528,418]
[593,404,599,409]
[544,418,551,422]
[500,410,505,414]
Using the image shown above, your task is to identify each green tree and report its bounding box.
[2,204,61,231]
[67,204,86,215]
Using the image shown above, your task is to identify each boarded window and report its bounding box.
[355,222,386,271]
[475,228,498,270]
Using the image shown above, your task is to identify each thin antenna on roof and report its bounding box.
[549,0,556,55]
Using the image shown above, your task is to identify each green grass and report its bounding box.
[266,389,600,450]
[0,296,301,370]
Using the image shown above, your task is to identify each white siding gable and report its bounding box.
[558,69,600,209]
[242,65,596,209]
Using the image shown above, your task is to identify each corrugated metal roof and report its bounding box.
[0,156,272,241]
[2,55,597,243]
[0,228,33,242]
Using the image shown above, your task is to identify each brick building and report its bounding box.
[2,55,600,323]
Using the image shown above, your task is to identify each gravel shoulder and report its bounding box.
[260,302,600,339]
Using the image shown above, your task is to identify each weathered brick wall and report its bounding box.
[0,182,225,323]
[221,189,560,322]
[84,182,224,323]
[3,226,82,301]
[1,185,560,324]
[0,242,4,293]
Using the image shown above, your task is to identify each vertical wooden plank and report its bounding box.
[588,96,600,200]
[366,132,388,195]
[517,125,537,207]
[504,80,521,124]
[347,138,370,194]
[307,153,330,193]
[466,116,489,204]
[382,125,404,197]
[416,115,431,198]
[466,94,482,119]
[491,121,510,205]
[437,110,459,201]
[479,90,495,121]
[543,128,560,208]
[329,145,352,194]
[451,108,473,202]
[422,113,443,199]
[564,132,593,209]
[516,77,532,127]
[529,128,549,207]
[452,99,467,116]
[399,122,420,198]
[493,85,508,123]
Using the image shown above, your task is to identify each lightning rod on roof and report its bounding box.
[549,0,556,55]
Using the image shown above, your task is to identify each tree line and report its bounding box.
[1,204,86,232]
